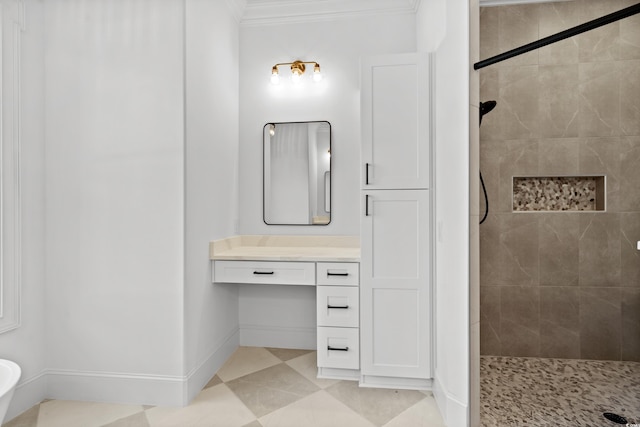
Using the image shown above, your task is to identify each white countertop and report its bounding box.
[209,235,360,262]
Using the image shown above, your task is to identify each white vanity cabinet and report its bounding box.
[360,190,431,384]
[213,260,316,286]
[212,259,361,379]
[360,52,432,388]
[316,262,360,379]
[210,237,362,380]
[360,52,431,190]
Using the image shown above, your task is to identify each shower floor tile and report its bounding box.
[481,356,640,427]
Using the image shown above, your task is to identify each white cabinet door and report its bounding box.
[361,53,431,190]
[361,190,431,379]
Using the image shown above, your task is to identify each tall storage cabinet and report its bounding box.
[360,53,432,387]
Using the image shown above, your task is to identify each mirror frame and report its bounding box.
[263,120,332,226]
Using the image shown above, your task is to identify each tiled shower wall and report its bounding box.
[479,0,640,361]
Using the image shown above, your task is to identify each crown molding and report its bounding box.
[239,0,420,26]
[479,0,572,6]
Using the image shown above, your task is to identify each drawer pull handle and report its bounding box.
[253,271,274,275]
[327,304,349,309]
[328,346,349,352]
[365,163,370,185]
[327,272,349,277]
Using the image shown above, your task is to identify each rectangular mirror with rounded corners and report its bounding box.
[263,121,331,225]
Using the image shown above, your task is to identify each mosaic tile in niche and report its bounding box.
[513,176,605,211]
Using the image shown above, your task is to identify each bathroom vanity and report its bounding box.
[210,235,361,380]
[210,51,433,391]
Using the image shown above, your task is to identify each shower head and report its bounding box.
[479,100,497,126]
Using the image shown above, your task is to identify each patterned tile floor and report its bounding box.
[3,347,445,427]
[480,356,640,427]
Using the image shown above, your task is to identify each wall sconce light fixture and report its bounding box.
[271,60,322,84]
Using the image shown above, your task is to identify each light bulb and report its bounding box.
[291,72,302,84]
[270,66,279,84]
[313,64,322,82]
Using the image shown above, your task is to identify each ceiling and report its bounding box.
[230,0,421,25]
[230,0,569,25]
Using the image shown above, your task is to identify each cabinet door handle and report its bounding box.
[327,346,349,352]
[365,195,370,216]
[327,304,350,309]
[365,163,370,185]
[327,272,349,277]
[253,271,274,275]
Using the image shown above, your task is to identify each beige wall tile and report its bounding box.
[479,68,499,140]
[620,212,640,287]
[620,59,640,136]
[479,139,501,217]
[500,286,540,357]
[470,216,481,324]
[538,138,579,175]
[620,0,640,60]
[498,214,540,286]
[480,6,500,63]
[539,214,579,287]
[540,319,580,359]
[498,4,539,67]
[469,321,481,427]
[579,287,621,360]
[479,0,639,361]
[480,213,501,286]
[538,1,581,66]
[498,140,538,213]
[577,0,622,63]
[578,62,621,137]
[540,287,580,333]
[499,66,540,139]
[471,106,481,216]
[539,65,580,137]
[619,137,640,212]
[621,288,640,362]
[480,286,501,355]
[578,213,621,287]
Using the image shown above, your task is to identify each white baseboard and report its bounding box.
[5,329,242,420]
[433,374,468,427]
[359,374,432,390]
[5,372,47,422]
[184,328,239,404]
[239,324,316,350]
[46,369,185,407]
[317,367,360,381]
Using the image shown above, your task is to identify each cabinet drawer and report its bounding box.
[317,327,360,370]
[317,262,359,286]
[213,261,315,285]
[317,286,359,327]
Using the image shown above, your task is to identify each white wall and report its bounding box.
[184,0,241,403]
[44,0,186,405]
[417,1,471,426]
[0,0,47,420]
[238,14,417,236]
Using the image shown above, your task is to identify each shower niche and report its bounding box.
[512,176,605,212]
